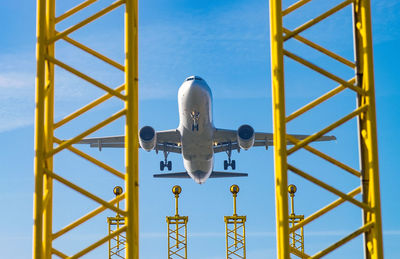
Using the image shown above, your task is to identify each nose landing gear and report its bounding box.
[191,111,200,131]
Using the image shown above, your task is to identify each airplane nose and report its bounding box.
[193,170,207,184]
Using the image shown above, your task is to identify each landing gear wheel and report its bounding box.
[167,161,172,171]
[160,161,165,171]
[224,160,228,170]
[231,160,236,170]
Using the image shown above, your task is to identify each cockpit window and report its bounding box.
[185,76,203,82]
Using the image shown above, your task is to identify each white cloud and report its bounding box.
[0,53,35,133]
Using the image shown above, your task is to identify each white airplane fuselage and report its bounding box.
[177,77,214,184]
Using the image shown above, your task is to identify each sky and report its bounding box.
[0,0,399,258]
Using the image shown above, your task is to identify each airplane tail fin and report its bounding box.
[153,171,248,179]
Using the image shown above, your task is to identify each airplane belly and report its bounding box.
[181,128,214,184]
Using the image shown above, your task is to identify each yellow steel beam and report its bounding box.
[289,246,311,258]
[288,164,371,211]
[283,50,364,94]
[33,0,48,258]
[50,0,125,43]
[54,84,125,129]
[125,0,140,258]
[44,169,126,216]
[283,0,354,41]
[48,109,125,157]
[269,0,289,257]
[289,187,361,233]
[70,225,127,259]
[45,55,126,100]
[61,34,125,71]
[55,0,98,23]
[282,0,312,16]
[282,27,355,68]
[353,0,384,257]
[311,222,375,258]
[53,137,125,179]
[43,1,55,258]
[286,78,355,122]
[287,105,368,155]
[52,248,68,258]
[286,135,361,177]
[53,194,125,240]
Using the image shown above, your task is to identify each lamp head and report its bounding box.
[172,185,182,195]
[288,184,297,195]
[230,184,240,195]
[113,186,123,196]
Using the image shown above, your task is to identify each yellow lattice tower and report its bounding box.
[33,0,138,258]
[224,185,246,259]
[108,186,126,259]
[166,185,188,259]
[288,184,304,258]
[269,0,383,258]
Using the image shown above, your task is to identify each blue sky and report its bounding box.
[0,0,399,258]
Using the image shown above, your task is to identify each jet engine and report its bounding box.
[139,126,156,151]
[237,124,255,150]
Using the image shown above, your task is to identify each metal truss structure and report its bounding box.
[166,186,188,259]
[108,187,126,259]
[270,0,383,258]
[224,185,246,259]
[166,216,188,259]
[33,0,138,258]
[108,216,126,259]
[288,185,304,258]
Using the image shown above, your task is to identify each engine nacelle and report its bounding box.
[139,126,156,151]
[237,124,255,150]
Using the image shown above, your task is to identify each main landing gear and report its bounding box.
[224,142,236,170]
[160,144,172,171]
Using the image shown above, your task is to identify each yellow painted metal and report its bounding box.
[353,1,384,258]
[53,137,125,179]
[108,187,126,259]
[290,187,362,233]
[53,194,125,240]
[167,186,188,259]
[125,0,140,258]
[224,185,246,259]
[288,185,304,257]
[50,0,125,43]
[33,0,139,258]
[33,0,46,258]
[54,84,125,129]
[43,1,55,258]
[269,0,383,258]
[285,78,355,122]
[269,0,289,257]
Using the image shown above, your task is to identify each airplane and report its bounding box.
[78,76,335,184]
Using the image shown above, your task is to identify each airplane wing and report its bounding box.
[213,128,335,153]
[77,129,182,154]
[153,171,248,178]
